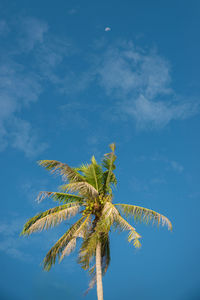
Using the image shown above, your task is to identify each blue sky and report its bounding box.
[0,0,200,299]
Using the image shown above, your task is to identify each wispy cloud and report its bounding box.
[94,41,198,129]
[11,118,48,158]
[151,155,184,173]
[19,17,48,51]
[138,154,184,173]
[124,95,196,129]
[0,218,32,262]
[1,16,198,156]
[95,43,171,97]
[0,17,72,157]
[0,55,47,157]
[170,160,184,173]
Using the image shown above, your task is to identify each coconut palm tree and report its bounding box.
[21,143,172,300]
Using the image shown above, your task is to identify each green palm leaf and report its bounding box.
[78,228,98,271]
[102,143,117,194]
[114,213,141,248]
[103,202,141,248]
[37,191,83,204]
[115,203,172,230]
[60,214,92,261]
[77,156,103,192]
[21,202,80,235]
[38,160,85,182]
[43,216,87,270]
[60,181,98,198]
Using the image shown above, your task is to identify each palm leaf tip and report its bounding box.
[162,213,172,231]
[20,227,27,236]
[37,160,84,183]
[115,203,172,231]
[109,143,116,152]
[102,145,117,193]
[91,155,97,164]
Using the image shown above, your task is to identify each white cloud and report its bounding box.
[0,62,42,112]
[97,46,141,95]
[124,95,196,129]
[0,59,46,157]
[150,154,184,173]
[0,17,71,157]
[169,160,184,173]
[35,36,72,85]
[94,42,198,129]
[0,16,198,154]
[11,119,48,158]
[19,17,48,51]
[0,218,32,262]
[0,221,19,236]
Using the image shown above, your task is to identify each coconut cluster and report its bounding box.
[82,195,111,216]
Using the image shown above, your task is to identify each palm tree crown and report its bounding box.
[21,143,172,299]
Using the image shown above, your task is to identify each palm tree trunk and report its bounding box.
[96,241,104,300]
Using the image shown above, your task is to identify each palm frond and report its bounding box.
[37,191,83,204]
[90,156,104,193]
[85,157,103,190]
[74,157,104,193]
[21,202,80,235]
[60,181,98,199]
[43,216,86,270]
[115,203,172,231]
[38,160,84,182]
[85,265,96,295]
[59,214,92,262]
[78,230,98,271]
[102,143,117,193]
[60,238,77,258]
[114,213,141,248]
[102,202,141,248]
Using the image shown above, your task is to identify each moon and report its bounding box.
[105,27,111,32]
